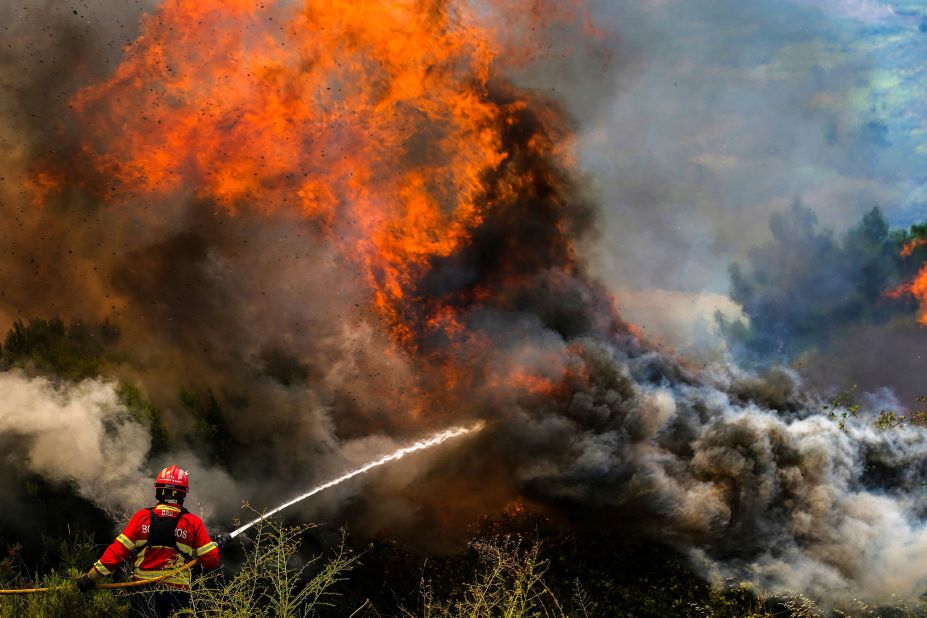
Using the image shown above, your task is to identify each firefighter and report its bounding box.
[77,465,230,617]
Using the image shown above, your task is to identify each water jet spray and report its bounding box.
[228,421,485,539]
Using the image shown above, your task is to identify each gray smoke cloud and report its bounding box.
[457,333,927,603]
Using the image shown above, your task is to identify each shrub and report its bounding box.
[0,534,129,617]
[407,535,567,618]
[0,318,117,379]
[182,517,358,617]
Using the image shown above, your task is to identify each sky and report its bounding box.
[577,0,927,290]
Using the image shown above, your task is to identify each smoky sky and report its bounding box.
[577,0,927,294]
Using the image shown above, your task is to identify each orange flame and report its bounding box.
[886,264,927,325]
[54,0,595,354]
[24,0,615,431]
[901,237,927,258]
[490,366,559,398]
[25,171,62,208]
[886,236,927,325]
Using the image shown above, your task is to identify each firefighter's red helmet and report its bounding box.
[154,465,190,493]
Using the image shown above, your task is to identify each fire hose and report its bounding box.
[0,559,199,595]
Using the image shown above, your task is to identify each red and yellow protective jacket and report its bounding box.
[91,503,220,588]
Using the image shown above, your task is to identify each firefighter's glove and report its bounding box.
[76,573,97,593]
[215,533,232,549]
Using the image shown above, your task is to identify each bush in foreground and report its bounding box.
[7,517,927,617]
[407,536,571,618]
[183,517,358,618]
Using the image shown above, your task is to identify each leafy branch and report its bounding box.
[823,386,860,432]
[874,396,927,431]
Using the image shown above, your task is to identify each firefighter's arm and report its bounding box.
[90,510,146,579]
[192,520,221,569]
[78,540,131,592]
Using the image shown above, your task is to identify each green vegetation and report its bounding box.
[184,518,358,617]
[120,382,171,455]
[6,525,927,617]
[823,385,861,432]
[0,534,129,617]
[408,536,568,618]
[0,317,170,453]
[874,395,927,431]
[0,317,117,379]
[721,206,908,362]
[823,386,927,433]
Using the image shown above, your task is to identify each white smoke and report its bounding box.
[0,371,150,511]
[0,371,242,524]
[688,409,927,602]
